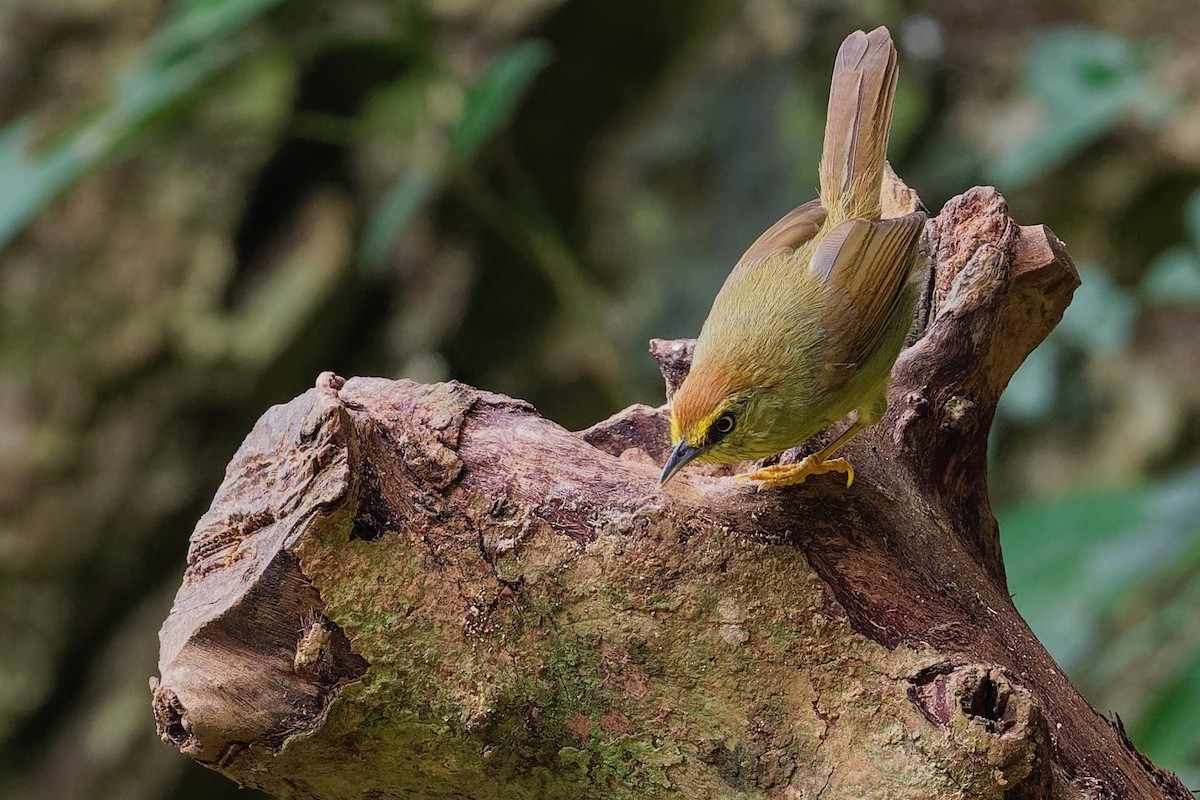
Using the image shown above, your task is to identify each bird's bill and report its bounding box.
[659,440,702,485]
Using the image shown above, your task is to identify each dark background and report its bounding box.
[2,0,1199,796]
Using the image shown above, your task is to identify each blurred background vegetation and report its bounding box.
[1,0,1198,797]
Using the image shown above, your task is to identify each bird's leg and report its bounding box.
[735,422,864,489]
[735,399,885,489]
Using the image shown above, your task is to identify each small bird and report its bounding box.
[659,26,926,488]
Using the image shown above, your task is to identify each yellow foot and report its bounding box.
[734,456,855,490]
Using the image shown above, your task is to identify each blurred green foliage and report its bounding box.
[993,25,1200,788]
[358,40,553,272]
[3,0,1200,795]
[988,27,1173,188]
[0,0,286,249]
[1001,469,1200,786]
[1141,190,1200,303]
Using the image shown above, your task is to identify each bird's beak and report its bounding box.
[659,440,702,486]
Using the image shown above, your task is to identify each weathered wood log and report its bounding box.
[151,180,1191,799]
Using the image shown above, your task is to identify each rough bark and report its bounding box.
[152,179,1190,799]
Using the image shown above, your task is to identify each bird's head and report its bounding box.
[660,361,777,485]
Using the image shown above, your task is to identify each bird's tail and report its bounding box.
[818,27,898,222]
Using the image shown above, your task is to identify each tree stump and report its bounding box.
[151,180,1191,799]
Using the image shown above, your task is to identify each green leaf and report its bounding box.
[990,27,1154,187]
[357,168,444,273]
[1140,244,1200,303]
[149,0,283,63]
[1023,27,1148,114]
[997,340,1060,422]
[356,41,553,273]
[1001,483,1154,666]
[1001,468,1200,784]
[449,40,553,161]
[0,0,284,250]
[1054,265,1138,353]
[0,122,86,248]
[1127,589,1200,782]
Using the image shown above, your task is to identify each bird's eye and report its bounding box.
[712,413,736,437]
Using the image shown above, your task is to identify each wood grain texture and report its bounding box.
[152,176,1190,799]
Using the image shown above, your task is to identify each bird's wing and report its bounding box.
[810,211,926,379]
[732,199,828,273]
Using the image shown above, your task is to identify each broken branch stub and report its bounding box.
[153,184,1190,800]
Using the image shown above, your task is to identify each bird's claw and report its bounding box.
[735,456,855,490]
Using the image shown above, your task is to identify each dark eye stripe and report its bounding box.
[707,412,736,444]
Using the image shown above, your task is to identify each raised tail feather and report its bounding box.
[818,27,898,223]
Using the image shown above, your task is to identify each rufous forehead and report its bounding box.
[671,363,737,439]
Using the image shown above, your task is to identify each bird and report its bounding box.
[659,26,926,489]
